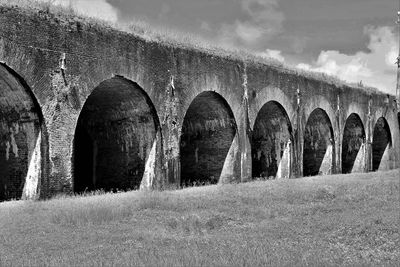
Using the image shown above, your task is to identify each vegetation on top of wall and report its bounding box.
[0,0,383,95]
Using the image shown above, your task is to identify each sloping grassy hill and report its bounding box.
[0,170,399,266]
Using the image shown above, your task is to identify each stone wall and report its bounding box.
[0,6,399,200]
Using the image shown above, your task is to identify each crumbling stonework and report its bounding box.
[0,6,399,200]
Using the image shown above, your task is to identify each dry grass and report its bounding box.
[0,169,399,266]
[0,0,73,15]
[0,0,384,95]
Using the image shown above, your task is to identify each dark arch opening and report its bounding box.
[73,77,159,193]
[342,113,365,174]
[251,101,293,178]
[398,112,400,140]
[303,108,334,176]
[180,92,237,186]
[0,64,42,201]
[372,117,392,171]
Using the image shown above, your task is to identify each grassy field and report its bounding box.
[0,170,399,266]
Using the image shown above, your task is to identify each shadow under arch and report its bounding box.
[398,112,400,141]
[251,100,293,179]
[303,108,335,176]
[180,91,237,187]
[0,63,46,201]
[342,113,366,174]
[372,117,392,171]
[72,76,161,193]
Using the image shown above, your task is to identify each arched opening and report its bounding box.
[73,77,159,193]
[372,117,392,171]
[252,101,293,179]
[398,112,400,139]
[303,108,334,176]
[0,64,42,201]
[180,92,236,186]
[342,113,365,173]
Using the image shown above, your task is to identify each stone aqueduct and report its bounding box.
[0,7,399,201]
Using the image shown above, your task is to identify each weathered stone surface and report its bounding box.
[0,6,399,200]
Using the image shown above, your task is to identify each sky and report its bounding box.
[54,0,399,95]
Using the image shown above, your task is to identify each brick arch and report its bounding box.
[179,91,238,186]
[342,113,366,174]
[342,103,367,131]
[303,95,337,133]
[0,63,46,201]
[177,80,241,130]
[72,76,161,192]
[372,116,392,171]
[249,86,295,128]
[251,100,294,179]
[74,70,164,127]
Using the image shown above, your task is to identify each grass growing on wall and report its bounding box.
[0,169,399,266]
[0,0,72,14]
[0,0,382,95]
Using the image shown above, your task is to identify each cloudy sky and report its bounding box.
[55,0,399,95]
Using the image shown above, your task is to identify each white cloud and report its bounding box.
[219,0,284,46]
[296,26,398,94]
[158,3,171,20]
[53,0,119,22]
[241,0,282,24]
[200,21,211,32]
[257,49,285,62]
[235,21,264,43]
